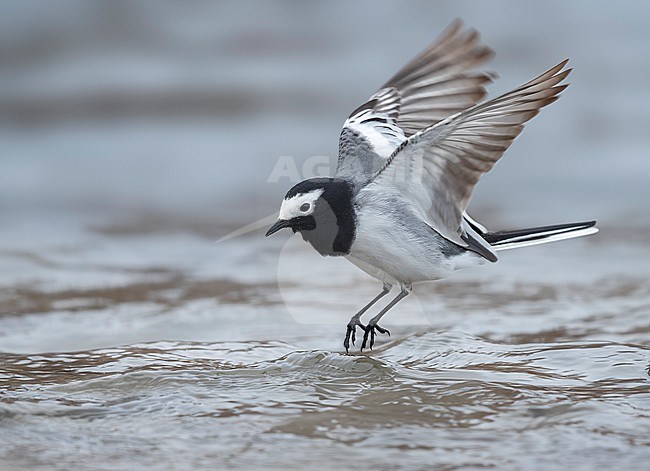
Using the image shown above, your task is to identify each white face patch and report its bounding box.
[278,188,324,220]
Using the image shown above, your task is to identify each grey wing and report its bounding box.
[335,20,495,187]
[368,60,571,260]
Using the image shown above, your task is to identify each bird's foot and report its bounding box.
[361,321,390,351]
[344,318,366,353]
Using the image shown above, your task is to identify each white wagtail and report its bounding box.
[265,20,598,352]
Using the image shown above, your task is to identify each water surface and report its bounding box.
[1,2,650,470]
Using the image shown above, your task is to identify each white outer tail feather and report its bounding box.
[492,226,599,251]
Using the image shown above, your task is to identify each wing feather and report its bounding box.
[336,20,495,185]
[368,60,571,255]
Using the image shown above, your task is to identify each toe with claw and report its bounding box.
[344,318,366,353]
[360,321,390,351]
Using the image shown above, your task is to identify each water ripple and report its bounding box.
[0,334,649,469]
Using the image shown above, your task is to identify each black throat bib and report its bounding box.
[296,178,356,256]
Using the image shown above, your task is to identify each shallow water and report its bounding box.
[2,1,650,470]
[1,335,649,470]
[1,221,649,470]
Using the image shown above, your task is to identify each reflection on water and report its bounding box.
[1,335,649,470]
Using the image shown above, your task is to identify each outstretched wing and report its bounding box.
[368,60,571,259]
[336,20,495,186]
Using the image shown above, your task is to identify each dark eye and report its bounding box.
[300,203,310,212]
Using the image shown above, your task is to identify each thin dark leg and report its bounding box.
[343,284,391,353]
[361,287,411,351]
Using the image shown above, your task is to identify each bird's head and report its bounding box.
[265,180,327,237]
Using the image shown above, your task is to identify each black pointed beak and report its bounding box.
[265,219,291,237]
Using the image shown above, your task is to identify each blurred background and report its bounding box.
[2,0,650,350]
[1,2,650,470]
[2,0,649,231]
[1,0,650,351]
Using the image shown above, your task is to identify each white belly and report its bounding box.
[347,201,483,286]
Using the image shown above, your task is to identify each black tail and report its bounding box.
[484,220,598,251]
